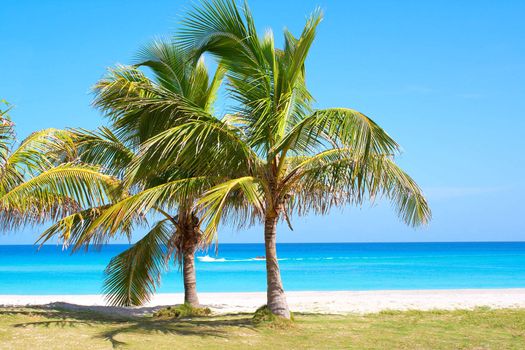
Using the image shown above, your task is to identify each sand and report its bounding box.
[1,289,525,317]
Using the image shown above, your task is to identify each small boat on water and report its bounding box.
[253,256,266,260]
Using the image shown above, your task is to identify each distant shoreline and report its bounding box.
[2,289,525,316]
[2,241,525,246]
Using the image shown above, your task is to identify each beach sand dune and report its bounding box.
[1,289,525,317]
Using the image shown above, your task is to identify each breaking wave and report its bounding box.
[196,255,317,263]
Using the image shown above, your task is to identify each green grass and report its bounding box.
[1,306,524,349]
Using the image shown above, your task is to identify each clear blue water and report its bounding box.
[1,242,525,294]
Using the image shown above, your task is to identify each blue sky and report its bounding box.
[1,0,524,244]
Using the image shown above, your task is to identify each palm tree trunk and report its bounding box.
[264,212,291,318]
[183,239,199,307]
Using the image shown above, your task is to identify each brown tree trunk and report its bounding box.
[183,242,199,307]
[264,212,291,318]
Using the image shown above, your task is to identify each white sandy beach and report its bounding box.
[1,289,525,317]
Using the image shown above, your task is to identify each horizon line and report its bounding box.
[1,240,524,246]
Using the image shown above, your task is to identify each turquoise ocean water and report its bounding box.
[1,242,524,294]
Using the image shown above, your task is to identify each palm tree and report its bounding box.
[38,41,225,307]
[106,0,431,318]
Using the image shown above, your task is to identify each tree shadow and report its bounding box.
[94,319,234,349]
[5,305,257,349]
[14,320,94,328]
[1,304,128,320]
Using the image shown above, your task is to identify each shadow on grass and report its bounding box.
[4,306,256,349]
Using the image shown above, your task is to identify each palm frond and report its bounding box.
[273,108,400,159]
[197,176,265,240]
[178,0,264,72]
[284,150,431,226]
[0,163,120,213]
[71,127,134,178]
[0,193,80,231]
[92,65,165,145]
[104,219,173,306]
[369,157,431,227]
[8,128,75,169]
[136,38,189,96]
[0,128,76,196]
[36,204,134,250]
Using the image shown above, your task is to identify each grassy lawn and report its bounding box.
[1,307,524,349]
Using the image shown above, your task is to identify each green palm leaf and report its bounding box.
[103,219,173,306]
[72,127,135,177]
[283,150,430,226]
[272,108,400,160]
[36,205,128,250]
[0,128,76,193]
[0,163,120,213]
[197,176,265,240]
